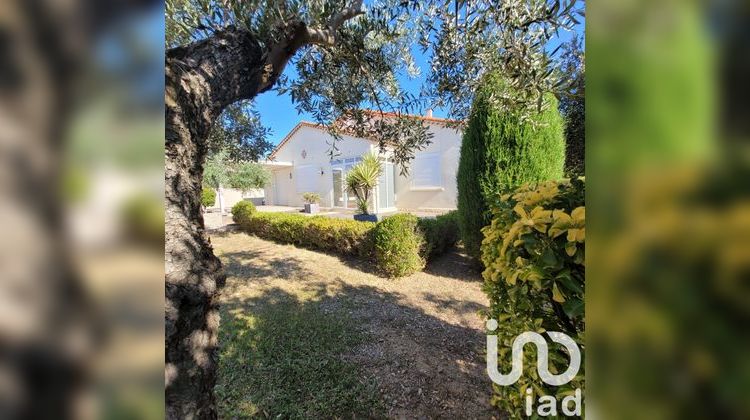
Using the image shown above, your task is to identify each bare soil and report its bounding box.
[211,232,498,419]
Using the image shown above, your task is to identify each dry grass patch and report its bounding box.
[212,232,495,418]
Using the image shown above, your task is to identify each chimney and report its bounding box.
[425,109,433,118]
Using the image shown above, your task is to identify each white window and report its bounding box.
[410,152,443,190]
[295,165,318,193]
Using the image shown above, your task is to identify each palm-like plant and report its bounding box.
[346,153,382,215]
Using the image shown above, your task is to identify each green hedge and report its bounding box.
[238,212,374,258]
[231,201,256,225]
[236,211,461,277]
[372,214,425,277]
[481,178,584,417]
[202,187,216,207]
[417,210,460,259]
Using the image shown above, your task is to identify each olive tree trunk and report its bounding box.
[165,3,363,415]
[165,24,317,419]
[2,0,156,417]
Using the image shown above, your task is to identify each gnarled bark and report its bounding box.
[165,4,364,417]
[165,28,300,419]
[2,0,155,417]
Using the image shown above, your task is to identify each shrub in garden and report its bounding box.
[240,212,307,245]
[372,214,425,277]
[481,178,584,417]
[237,211,458,277]
[418,210,460,258]
[201,187,216,207]
[231,201,256,225]
[237,212,374,257]
[457,72,566,259]
[302,216,375,257]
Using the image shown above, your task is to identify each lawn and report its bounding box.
[216,293,382,418]
[211,231,493,418]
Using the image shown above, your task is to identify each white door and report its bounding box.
[332,169,345,208]
[377,161,396,211]
[274,170,292,205]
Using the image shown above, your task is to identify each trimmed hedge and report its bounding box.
[372,214,425,277]
[418,210,460,258]
[236,210,461,277]
[202,187,216,207]
[481,178,584,416]
[238,212,374,257]
[231,201,256,225]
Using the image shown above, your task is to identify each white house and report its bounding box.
[261,111,463,213]
[204,187,264,212]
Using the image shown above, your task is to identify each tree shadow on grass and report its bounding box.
[219,250,313,286]
[218,231,484,283]
[216,279,496,418]
[423,246,484,282]
[216,287,384,419]
[421,292,486,317]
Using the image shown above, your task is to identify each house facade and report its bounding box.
[262,113,463,213]
[204,187,264,212]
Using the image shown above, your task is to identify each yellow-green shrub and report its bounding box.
[481,178,585,417]
[231,201,256,225]
[202,187,216,207]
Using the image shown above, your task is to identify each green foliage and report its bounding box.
[302,192,321,204]
[237,211,456,277]
[228,161,271,192]
[345,154,382,215]
[238,212,375,258]
[457,73,566,259]
[481,178,585,417]
[167,0,582,178]
[372,214,425,278]
[205,151,270,192]
[121,193,165,247]
[203,150,231,189]
[559,36,585,177]
[231,201,256,226]
[201,187,216,207]
[417,211,460,259]
[167,0,582,124]
[207,101,273,162]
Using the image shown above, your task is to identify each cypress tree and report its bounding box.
[457,73,566,259]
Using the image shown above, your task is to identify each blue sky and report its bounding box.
[256,20,585,147]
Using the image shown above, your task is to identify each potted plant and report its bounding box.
[302,192,321,214]
[346,153,382,222]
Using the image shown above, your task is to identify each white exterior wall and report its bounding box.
[264,125,374,207]
[394,124,462,210]
[265,122,463,211]
[206,187,265,212]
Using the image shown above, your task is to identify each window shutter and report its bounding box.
[411,153,442,188]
